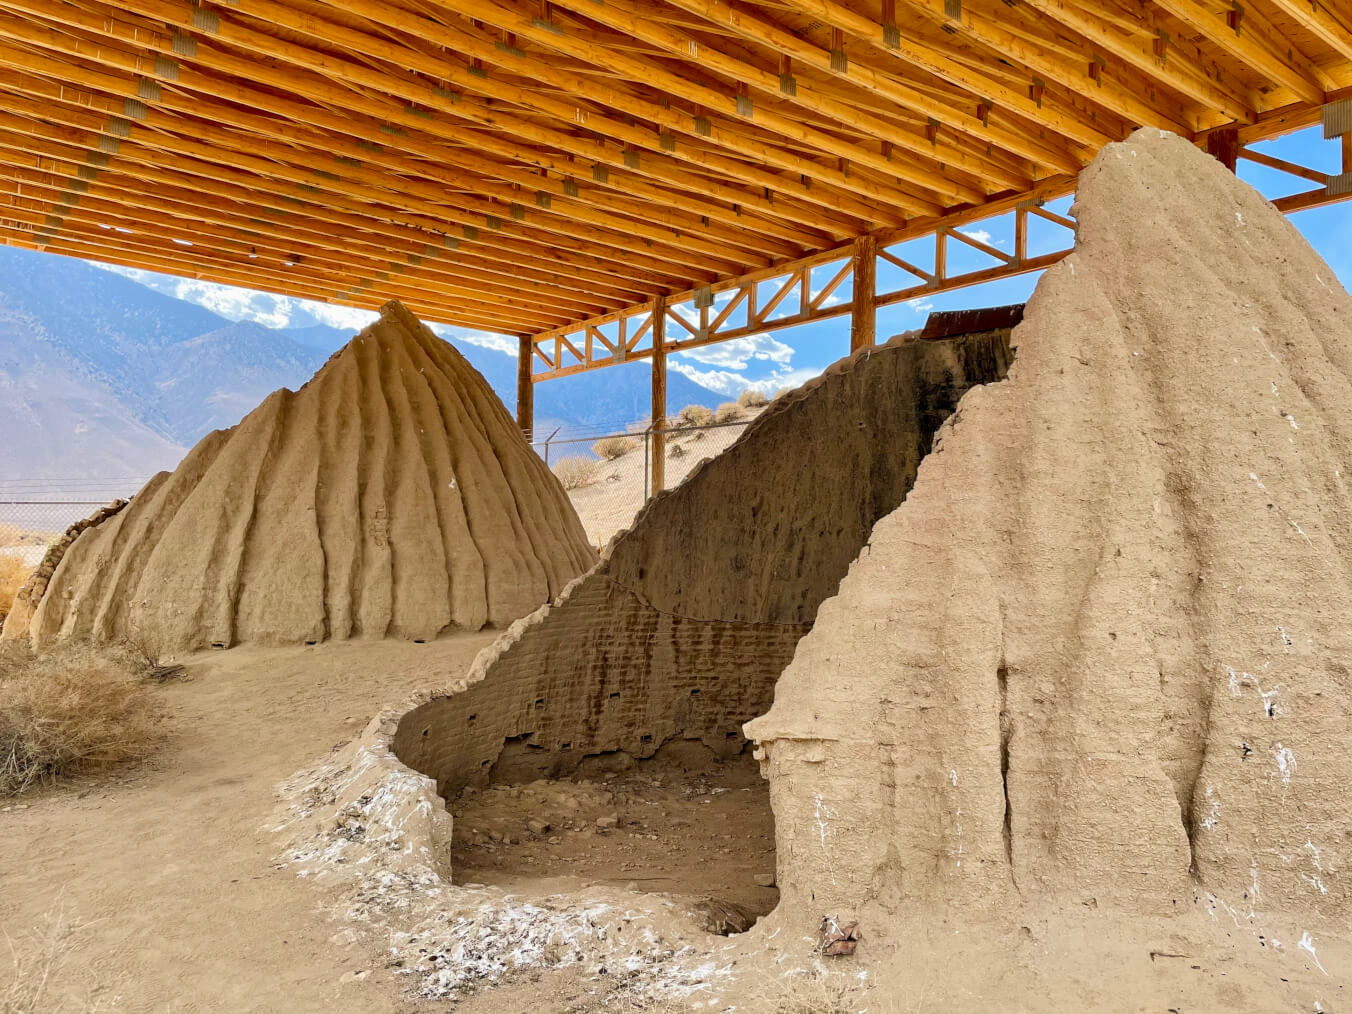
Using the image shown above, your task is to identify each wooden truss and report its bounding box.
[528,196,1080,381]
[0,0,1349,333]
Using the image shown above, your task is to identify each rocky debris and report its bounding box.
[690,898,758,936]
[817,917,862,957]
[272,708,735,1002]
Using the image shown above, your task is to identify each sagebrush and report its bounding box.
[592,435,638,460]
[552,455,599,490]
[737,389,769,408]
[0,642,159,796]
[714,402,746,424]
[0,556,32,627]
[672,404,714,428]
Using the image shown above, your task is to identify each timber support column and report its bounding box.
[650,294,667,496]
[1206,127,1239,172]
[517,334,534,438]
[850,233,877,352]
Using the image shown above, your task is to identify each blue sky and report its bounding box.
[96,124,1351,408]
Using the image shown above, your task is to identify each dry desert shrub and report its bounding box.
[672,404,714,429]
[0,556,33,626]
[713,402,747,424]
[552,455,599,491]
[592,435,639,460]
[0,641,159,796]
[737,388,769,408]
[0,903,107,1014]
[0,523,53,548]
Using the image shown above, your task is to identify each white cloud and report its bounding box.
[668,361,750,396]
[675,334,793,370]
[906,297,934,314]
[429,323,517,357]
[95,262,515,354]
[959,227,1005,248]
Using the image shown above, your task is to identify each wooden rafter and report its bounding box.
[0,0,1345,345]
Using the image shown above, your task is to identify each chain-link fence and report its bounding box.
[532,408,764,549]
[0,478,144,567]
[0,410,760,567]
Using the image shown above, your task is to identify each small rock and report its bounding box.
[596,815,619,830]
[526,819,550,835]
[339,969,369,985]
[548,835,561,845]
[754,873,776,888]
[488,830,503,842]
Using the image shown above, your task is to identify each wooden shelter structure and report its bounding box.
[2,0,1352,487]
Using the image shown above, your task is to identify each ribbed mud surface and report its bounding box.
[10,300,593,656]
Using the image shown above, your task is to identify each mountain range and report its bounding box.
[0,246,725,480]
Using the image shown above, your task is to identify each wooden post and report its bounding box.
[516,334,534,438]
[850,233,877,352]
[1205,127,1239,172]
[650,294,667,496]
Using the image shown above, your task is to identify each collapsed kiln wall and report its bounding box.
[747,129,1352,933]
[17,300,594,656]
[394,330,1012,798]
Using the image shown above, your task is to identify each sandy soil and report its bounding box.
[566,413,761,548]
[448,751,778,924]
[0,633,494,1014]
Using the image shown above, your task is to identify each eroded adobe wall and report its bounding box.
[747,130,1352,939]
[394,329,1013,798]
[18,301,593,656]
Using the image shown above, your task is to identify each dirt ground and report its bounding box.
[449,749,778,927]
[0,634,495,1014]
[565,412,762,548]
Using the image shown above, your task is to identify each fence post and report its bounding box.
[543,426,560,466]
[650,294,667,496]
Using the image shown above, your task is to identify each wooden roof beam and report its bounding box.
[480,0,1004,201]
[2,226,542,335]
[0,184,604,322]
[769,0,1131,143]
[1263,0,1352,64]
[1011,0,1257,122]
[0,100,701,297]
[885,0,1200,132]
[0,161,629,316]
[1149,0,1325,101]
[137,0,915,225]
[0,7,786,274]
[655,0,1084,175]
